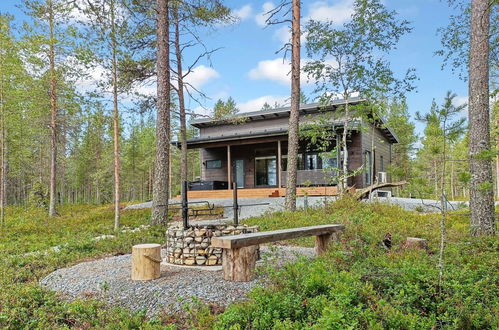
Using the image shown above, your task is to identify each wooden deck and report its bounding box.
[174,186,341,199]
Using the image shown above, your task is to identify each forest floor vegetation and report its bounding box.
[0,199,497,329]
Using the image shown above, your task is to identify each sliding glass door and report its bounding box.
[255,156,277,187]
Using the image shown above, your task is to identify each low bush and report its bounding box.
[216,196,498,329]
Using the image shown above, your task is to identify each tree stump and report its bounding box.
[403,237,428,250]
[131,243,162,281]
[222,245,258,282]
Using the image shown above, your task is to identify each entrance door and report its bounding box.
[255,156,277,186]
[232,159,245,188]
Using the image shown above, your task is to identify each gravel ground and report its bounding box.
[40,245,314,316]
[125,196,335,220]
[125,196,499,216]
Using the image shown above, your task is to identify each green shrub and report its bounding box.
[216,197,498,329]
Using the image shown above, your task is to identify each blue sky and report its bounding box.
[1,0,467,136]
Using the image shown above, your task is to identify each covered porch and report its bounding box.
[181,132,357,198]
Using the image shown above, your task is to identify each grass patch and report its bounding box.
[0,204,171,328]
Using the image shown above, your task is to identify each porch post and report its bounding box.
[277,140,282,188]
[227,145,231,190]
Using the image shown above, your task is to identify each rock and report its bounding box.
[213,230,222,236]
[194,237,203,243]
[175,230,184,238]
[185,237,194,244]
[236,225,245,230]
[174,248,181,257]
[402,237,428,250]
[233,230,241,235]
[195,229,207,237]
[189,243,195,248]
[197,249,206,255]
[182,247,191,255]
[200,242,209,248]
[226,225,235,231]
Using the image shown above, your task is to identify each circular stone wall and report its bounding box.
[165,224,258,266]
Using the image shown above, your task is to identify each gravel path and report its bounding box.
[125,196,499,216]
[40,246,314,316]
[125,196,335,220]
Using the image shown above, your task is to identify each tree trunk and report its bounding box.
[174,5,188,189]
[469,0,495,236]
[341,101,350,193]
[285,0,300,211]
[111,0,121,230]
[152,0,170,225]
[48,0,58,217]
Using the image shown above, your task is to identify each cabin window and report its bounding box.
[206,159,222,169]
[322,156,338,170]
[305,153,319,170]
[281,154,304,171]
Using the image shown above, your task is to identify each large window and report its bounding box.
[281,154,304,171]
[305,153,318,170]
[206,159,222,169]
[322,155,338,170]
[255,156,277,186]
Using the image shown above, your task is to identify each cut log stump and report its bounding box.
[131,243,162,281]
[222,245,258,282]
[403,237,428,250]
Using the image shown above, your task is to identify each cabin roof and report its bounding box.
[190,97,365,128]
[185,97,399,144]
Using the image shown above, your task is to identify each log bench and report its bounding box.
[211,224,345,282]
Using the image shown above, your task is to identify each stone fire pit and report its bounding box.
[165,224,258,266]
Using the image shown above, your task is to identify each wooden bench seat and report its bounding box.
[211,224,345,281]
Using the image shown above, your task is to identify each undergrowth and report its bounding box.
[0,198,496,329]
[215,196,498,329]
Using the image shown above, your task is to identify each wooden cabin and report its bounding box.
[176,98,398,198]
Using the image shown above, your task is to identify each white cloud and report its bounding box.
[248,57,338,86]
[184,65,220,90]
[238,95,290,112]
[234,4,253,21]
[305,0,354,25]
[255,2,276,26]
[452,95,468,115]
[248,58,292,85]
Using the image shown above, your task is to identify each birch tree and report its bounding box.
[304,0,415,193]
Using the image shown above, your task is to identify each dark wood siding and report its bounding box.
[361,124,393,186]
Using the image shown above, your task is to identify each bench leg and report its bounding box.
[315,233,333,255]
[222,245,258,282]
[315,232,341,255]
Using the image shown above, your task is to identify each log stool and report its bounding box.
[131,243,162,281]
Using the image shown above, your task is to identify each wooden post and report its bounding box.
[315,233,333,255]
[227,145,231,190]
[131,243,161,281]
[222,245,258,282]
[277,140,282,188]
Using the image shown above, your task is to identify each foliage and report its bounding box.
[0,204,169,328]
[436,0,498,82]
[215,196,498,329]
[212,97,239,120]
